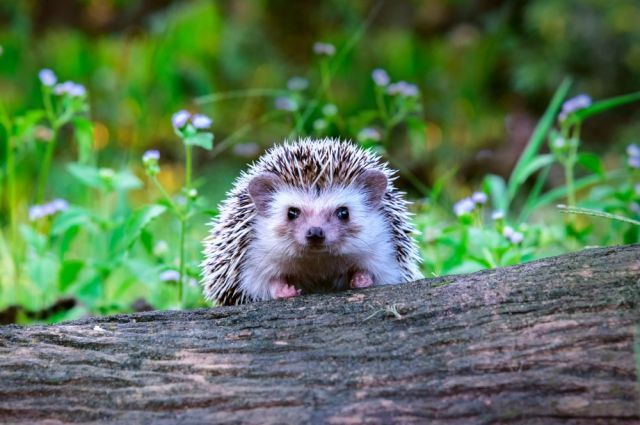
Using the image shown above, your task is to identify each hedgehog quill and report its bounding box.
[201,138,423,305]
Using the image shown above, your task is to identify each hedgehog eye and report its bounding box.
[336,206,349,221]
[287,207,301,220]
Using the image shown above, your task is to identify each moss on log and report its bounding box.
[1,245,639,424]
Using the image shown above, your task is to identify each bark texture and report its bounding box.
[1,245,639,424]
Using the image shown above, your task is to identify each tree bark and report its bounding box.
[1,245,639,424]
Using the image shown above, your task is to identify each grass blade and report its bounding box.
[506,78,572,206]
[558,205,640,226]
[571,91,640,122]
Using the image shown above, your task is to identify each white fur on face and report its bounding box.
[239,185,403,301]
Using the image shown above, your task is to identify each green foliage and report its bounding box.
[0,1,639,323]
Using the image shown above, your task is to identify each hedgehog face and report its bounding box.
[247,170,388,257]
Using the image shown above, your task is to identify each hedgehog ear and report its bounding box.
[248,173,280,216]
[356,169,387,207]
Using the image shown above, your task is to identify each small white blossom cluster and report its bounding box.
[491,210,505,220]
[287,77,309,91]
[159,270,198,287]
[453,191,487,216]
[142,150,160,176]
[172,110,212,131]
[502,226,524,245]
[371,68,420,97]
[142,149,160,163]
[313,42,336,56]
[627,144,640,169]
[159,270,180,282]
[558,94,592,122]
[39,69,86,97]
[29,199,69,221]
[274,97,298,112]
[371,68,390,87]
[387,80,419,97]
[357,127,381,143]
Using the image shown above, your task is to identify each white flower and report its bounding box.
[471,191,488,204]
[172,110,191,130]
[626,144,640,158]
[50,198,69,212]
[192,114,212,129]
[287,77,309,91]
[357,127,381,143]
[509,231,524,244]
[629,156,640,169]
[503,226,515,238]
[159,270,180,282]
[275,97,298,111]
[453,197,475,216]
[28,199,69,221]
[387,81,419,97]
[232,142,260,158]
[153,240,169,256]
[503,226,523,244]
[372,68,390,87]
[38,69,57,87]
[491,210,504,220]
[313,42,336,56]
[142,149,160,163]
[54,81,86,97]
[552,136,566,149]
[559,94,592,121]
[321,103,338,117]
[313,119,327,131]
[28,205,46,221]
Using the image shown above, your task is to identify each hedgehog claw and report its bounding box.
[271,280,302,299]
[350,271,374,289]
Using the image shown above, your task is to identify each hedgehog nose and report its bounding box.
[305,226,325,242]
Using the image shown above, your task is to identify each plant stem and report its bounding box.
[35,129,57,204]
[564,159,576,208]
[5,134,19,299]
[178,217,186,308]
[185,145,192,189]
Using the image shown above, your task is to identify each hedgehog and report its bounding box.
[201,137,423,305]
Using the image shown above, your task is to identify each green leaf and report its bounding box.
[184,132,214,150]
[67,164,142,193]
[514,154,555,188]
[67,163,103,189]
[507,78,572,205]
[529,170,623,212]
[72,270,102,307]
[482,174,507,214]
[51,207,93,235]
[112,169,143,192]
[19,225,47,254]
[27,253,59,293]
[406,116,427,156]
[576,152,604,177]
[570,91,640,123]
[109,204,167,255]
[58,259,85,292]
[14,110,46,139]
[72,117,94,163]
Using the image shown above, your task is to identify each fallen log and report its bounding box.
[1,245,639,424]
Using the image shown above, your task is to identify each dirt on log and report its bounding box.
[1,245,639,424]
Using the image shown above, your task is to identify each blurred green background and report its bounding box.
[2,0,639,199]
[1,0,639,322]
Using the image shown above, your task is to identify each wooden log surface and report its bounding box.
[1,245,639,424]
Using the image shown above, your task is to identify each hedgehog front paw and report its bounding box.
[349,271,374,289]
[270,279,302,299]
